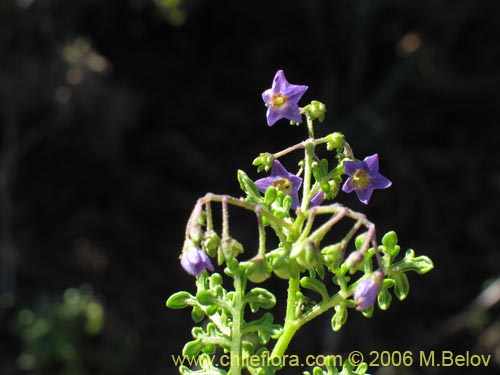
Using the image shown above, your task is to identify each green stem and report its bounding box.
[271,280,348,362]
[230,267,246,375]
[270,276,300,359]
[300,140,314,212]
[295,293,344,327]
[256,207,266,257]
[306,115,315,139]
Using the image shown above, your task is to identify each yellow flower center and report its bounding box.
[353,170,370,189]
[270,93,288,108]
[273,178,291,193]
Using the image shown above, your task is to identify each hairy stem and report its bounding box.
[230,267,246,375]
[270,277,300,360]
[300,140,315,211]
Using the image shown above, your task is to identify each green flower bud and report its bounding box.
[245,255,272,283]
[221,237,244,261]
[269,251,298,280]
[326,132,345,152]
[264,186,277,205]
[305,100,327,123]
[321,243,343,268]
[292,241,322,269]
[325,180,340,199]
[252,152,275,173]
[202,230,220,257]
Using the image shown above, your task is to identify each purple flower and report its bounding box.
[354,271,383,311]
[262,70,308,126]
[180,247,214,276]
[254,160,303,210]
[342,154,392,205]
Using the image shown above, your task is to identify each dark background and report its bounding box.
[0,0,499,374]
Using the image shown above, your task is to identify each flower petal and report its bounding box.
[341,178,355,193]
[343,160,363,175]
[272,70,288,93]
[265,107,282,126]
[262,89,274,104]
[372,174,392,190]
[289,172,303,190]
[270,159,289,178]
[355,187,374,205]
[364,154,379,172]
[286,84,308,104]
[254,176,276,194]
[279,103,303,123]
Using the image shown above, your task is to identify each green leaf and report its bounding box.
[392,249,434,274]
[196,290,216,306]
[237,169,262,202]
[182,338,204,357]
[244,288,276,313]
[166,291,192,309]
[331,304,348,331]
[381,231,400,259]
[243,313,282,344]
[300,277,329,300]
[360,304,374,318]
[191,306,205,323]
[392,272,410,300]
[377,282,392,310]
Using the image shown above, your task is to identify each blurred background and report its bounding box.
[0,0,499,374]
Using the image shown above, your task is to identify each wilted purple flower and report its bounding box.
[262,70,308,126]
[354,271,383,311]
[342,154,392,205]
[180,247,214,276]
[309,190,324,208]
[254,160,303,210]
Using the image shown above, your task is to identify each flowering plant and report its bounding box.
[167,70,433,375]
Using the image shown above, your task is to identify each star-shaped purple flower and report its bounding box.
[262,70,308,126]
[254,160,303,210]
[180,247,214,276]
[342,154,392,205]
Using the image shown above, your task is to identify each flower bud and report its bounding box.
[354,271,383,311]
[245,255,272,283]
[221,237,244,261]
[326,132,345,152]
[180,247,214,277]
[292,241,322,269]
[321,243,343,268]
[269,251,298,280]
[309,190,325,208]
[202,230,220,257]
[305,100,326,122]
[325,180,340,199]
[344,250,364,273]
[188,223,203,243]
